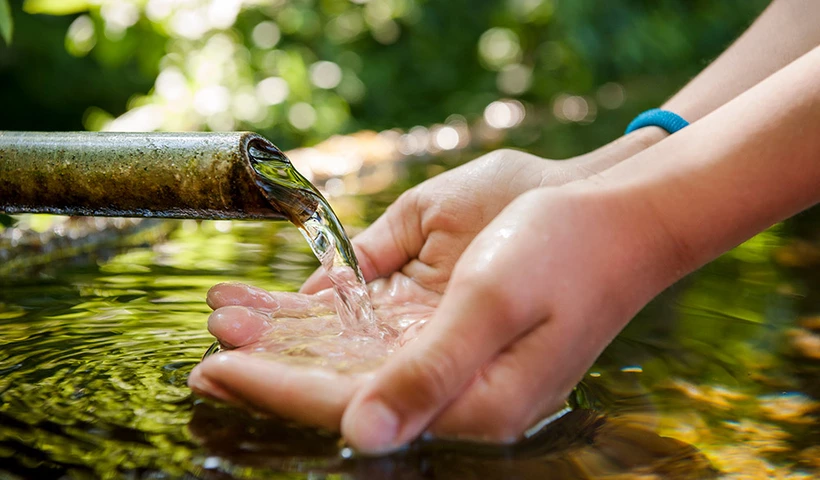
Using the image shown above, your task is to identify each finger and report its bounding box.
[207,282,279,311]
[427,316,601,442]
[207,306,271,349]
[300,190,424,294]
[208,282,335,315]
[340,261,542,452]
[339,196,561,453]
[189,351,364,430]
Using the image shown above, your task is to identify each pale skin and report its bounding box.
[189,2,820,454]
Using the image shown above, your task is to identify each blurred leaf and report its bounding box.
[0,0,12,45]
[0,213,17,229]
[23,0,90,16]
[1,0,771,154]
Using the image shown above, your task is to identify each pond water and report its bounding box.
[1,158,818,479]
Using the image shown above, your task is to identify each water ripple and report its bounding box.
[1,215,818,479]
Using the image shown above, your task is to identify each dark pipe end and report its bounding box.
[244,135,320,225]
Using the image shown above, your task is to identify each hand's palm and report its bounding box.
[189,272,440,430]
[189,151,583,434]
[217,273,439,370]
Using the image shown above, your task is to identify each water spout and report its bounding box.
[0,131,317,221]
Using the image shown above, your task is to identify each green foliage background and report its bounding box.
[0,0,768,157]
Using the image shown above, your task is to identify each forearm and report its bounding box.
[664,0,820,122]
[575,0,820,172]
[600,46,820,284]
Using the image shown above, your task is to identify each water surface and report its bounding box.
[1,161,818,479]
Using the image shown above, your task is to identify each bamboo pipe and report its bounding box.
[0,131,316,221]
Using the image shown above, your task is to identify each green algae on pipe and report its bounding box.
[0,131,315,221]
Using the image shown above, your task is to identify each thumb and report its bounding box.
[339,262,540,453]
[300,191,423,293]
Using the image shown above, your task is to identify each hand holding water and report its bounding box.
[186,13,820,455]
[188,149,608,444]
[329,45,820,452]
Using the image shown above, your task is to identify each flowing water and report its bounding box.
[1,156,819,479]
[247,141,377,337]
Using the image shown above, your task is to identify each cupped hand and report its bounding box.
[188,150,679,452]
[189,149,579,427]
[186,275,436,429]
[337,183,686,452]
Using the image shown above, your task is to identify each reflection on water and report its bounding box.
[186,402,716,479]
[1,162,819,479]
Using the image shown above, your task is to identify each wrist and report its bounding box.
[570,126,668,173]
[550,179,692,315]
[601,48,820,284]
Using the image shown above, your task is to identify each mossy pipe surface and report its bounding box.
[0,131,314,220]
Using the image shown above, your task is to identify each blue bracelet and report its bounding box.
[624,108,689,135]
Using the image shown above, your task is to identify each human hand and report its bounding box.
[188,150,586,422]
[335,183,686,452]
[187,147,678,452]
[335,46,820,452]
[193,46,820,451]
[185,276,435,429]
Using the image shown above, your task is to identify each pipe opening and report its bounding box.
[246,136,319,226]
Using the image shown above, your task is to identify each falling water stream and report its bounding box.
[248,143,378,336]
[248,141,377,337]
[202,141,381,363]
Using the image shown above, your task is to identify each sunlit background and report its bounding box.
[2,0,768,151]
[0,0,772,200]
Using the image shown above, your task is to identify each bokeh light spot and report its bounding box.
[310,61,343,89]
[252,21,281,49]
[497,63,532,95]
[256,77,289,106]
[484,100,526,129]
[65,15,96,57]
[288,103,317,130]
[597,82,626,109]
[479,28,521,70]
[434,126,460,150]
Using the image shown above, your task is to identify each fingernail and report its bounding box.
[348,400,400,453]
[188,369,237,404]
